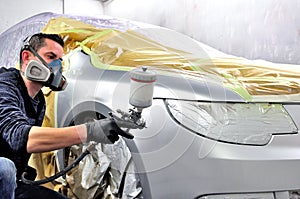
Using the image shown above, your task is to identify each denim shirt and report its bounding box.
[0,67,45,178]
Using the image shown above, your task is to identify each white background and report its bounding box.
[0,0,299,65]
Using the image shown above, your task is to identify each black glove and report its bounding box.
[85,118,122,144]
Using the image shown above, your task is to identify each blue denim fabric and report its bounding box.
[0,157,17,199]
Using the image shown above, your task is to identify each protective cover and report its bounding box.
[1,12,300,102]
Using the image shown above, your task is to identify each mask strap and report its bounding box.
[26,45,49,68]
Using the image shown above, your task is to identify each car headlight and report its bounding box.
[165,99,298,145]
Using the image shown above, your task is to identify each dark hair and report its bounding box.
[19,33,64,65]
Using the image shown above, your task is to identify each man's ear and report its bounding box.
[21,50,32,69]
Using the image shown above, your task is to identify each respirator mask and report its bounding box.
[22,40,67,91]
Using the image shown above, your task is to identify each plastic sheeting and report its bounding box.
[1,13,300,101]
[41,14,300,102]
[166,99,297,145]
[66,140,142,199]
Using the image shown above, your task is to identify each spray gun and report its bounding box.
[110,66,157,138]
[111,66,156,198]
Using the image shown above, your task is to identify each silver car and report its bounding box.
[1,12,300,199]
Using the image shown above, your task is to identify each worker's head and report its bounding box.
[19,33,67,91]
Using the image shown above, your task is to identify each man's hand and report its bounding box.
[85,118,122,144]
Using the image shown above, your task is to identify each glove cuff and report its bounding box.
[84,123,89,142]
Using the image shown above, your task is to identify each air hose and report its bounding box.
[21,144,93,185]
[21,143,133,198]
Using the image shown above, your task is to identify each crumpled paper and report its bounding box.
[67,138,142,199]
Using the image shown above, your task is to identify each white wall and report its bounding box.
[0,0,62,32]
[103,0,300,65]
[0,0,299,65]
[64,0,104,16]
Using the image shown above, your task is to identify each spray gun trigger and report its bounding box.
[108,112,136,139]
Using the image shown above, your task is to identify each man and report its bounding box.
[0,33,124,198]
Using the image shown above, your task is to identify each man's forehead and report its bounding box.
[39,39,64,56]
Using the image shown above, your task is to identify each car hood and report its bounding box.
[1,12,300,102]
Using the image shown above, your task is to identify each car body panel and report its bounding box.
[55,50,300,198]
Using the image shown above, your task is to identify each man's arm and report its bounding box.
[27,118,124,153]
[27,125,87,153]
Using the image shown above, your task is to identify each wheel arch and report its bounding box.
[57,100,153,198]
[59,100,112,127]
